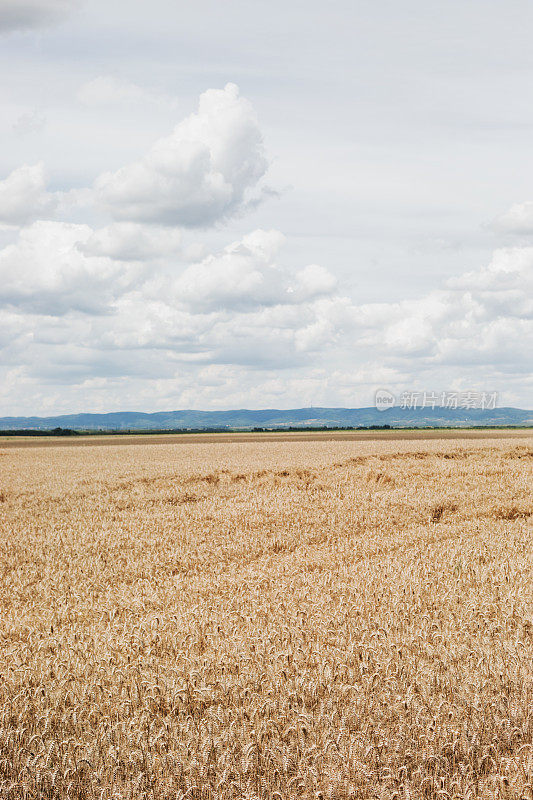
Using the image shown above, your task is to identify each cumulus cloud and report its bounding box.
[492,201,533,235]
[95,83,268,227]
[1,212,531,407]
[0,163,57,226]
[0,222,343,387]
[0,75,530,411]
[291,264,338,302]
[0,221,142,314]
[357,246,533,369]
[450,245,533,292]
[0,204,531,411]
[77,222,189,262]
[92,293,343,372]
[173,230,287,312]
[0,0,77,33]
[97,228,340,366]
[149,229,338,314]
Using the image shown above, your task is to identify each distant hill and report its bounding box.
[0,406,532,431]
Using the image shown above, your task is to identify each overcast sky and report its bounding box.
[0,0,532,414]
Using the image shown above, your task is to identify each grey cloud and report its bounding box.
[0,0,78,33]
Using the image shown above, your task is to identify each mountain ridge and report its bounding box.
[0,406,532,431]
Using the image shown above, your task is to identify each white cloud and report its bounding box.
[0,222,344,388]
[357,246,533,369]
[0,163,57,226]
[173,229,286,312]
[293,300,342,352]
[77,222,188,262]
[0,206,531,410]
[158,229,338,313]
[1,213,531,410]
[95,83,268,227]
[291,264,338,302]
[492,201,533,235]
[0,221,142,314]
[0,72,530,411]
[91,228,341,367]
[78,76,178,109]
[0,0,77,32]
[448,246,533,318]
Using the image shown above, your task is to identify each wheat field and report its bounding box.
[0,434,532,799]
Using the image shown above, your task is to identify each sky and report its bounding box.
[0,0,532,414]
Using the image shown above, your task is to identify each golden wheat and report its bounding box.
[0,434,532,799]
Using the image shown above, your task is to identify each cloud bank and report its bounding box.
[1,214,531,412]
[0,81,531,413]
